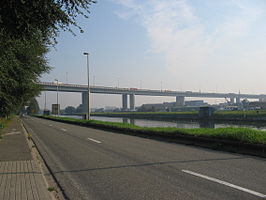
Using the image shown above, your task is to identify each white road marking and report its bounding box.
[87,138,101,144]
[182,170,266,198]
[60,128,67,132]
[49,124,53,127]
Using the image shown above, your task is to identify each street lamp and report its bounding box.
[83,52,90,120]
[55,79,59,116]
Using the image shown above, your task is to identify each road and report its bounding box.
[22,117,266,200]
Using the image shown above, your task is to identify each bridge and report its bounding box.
[39,82,266,112]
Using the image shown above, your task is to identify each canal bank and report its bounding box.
[91,110,266,123]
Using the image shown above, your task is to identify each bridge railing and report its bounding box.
[38,82,266,98]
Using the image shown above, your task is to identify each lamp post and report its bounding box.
[44,92,47,110]
[55,79,59,116]
[83,52,90,120]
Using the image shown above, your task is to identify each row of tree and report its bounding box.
[0,0,96,117]
[62,105,85,114]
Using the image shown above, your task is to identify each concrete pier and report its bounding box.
[230,97,235,104]
[176,96,185,106]
[130,94,135,111]
[122,94,128,111]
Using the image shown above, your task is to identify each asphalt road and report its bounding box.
[22,116,266,200]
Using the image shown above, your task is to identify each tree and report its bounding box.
[76,104,84,114]
[0,32,50,117]
[64,106,76,114]
[0,0,95,117]
[0,32,49,117]
[0,0,96,41]
[26,98,40,115]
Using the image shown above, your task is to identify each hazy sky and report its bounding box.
[38,0,266,109]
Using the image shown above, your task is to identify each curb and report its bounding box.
[20,119,67,200]
[36,116,266,158]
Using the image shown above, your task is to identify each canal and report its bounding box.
[61,115,266,131]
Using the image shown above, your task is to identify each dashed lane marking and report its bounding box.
[87,138,101,144]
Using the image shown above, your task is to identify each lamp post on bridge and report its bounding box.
[83,52,90,120]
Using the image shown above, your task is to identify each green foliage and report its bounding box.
[47,187,56,192]
[0,117,12,137]
[64,106,76,114]
[0,0,96,41]
[0,0,95,117]
[0,32,49,117]
[26,98,40,115]
[76,104,84,113]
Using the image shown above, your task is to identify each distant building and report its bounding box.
[138,100,208,112]
[249,102,266,110]
[138,103,166,112]
[185,100,208,107]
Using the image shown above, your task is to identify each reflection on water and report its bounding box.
[60,115,266,131]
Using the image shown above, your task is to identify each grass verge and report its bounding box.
[0,117,12,138]
[36,115,266,145]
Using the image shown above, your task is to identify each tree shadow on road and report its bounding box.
[53,156,249,174]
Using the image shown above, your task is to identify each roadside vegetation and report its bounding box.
[0,117,11,138]
[0,0,95,118]
[37,115,266,145]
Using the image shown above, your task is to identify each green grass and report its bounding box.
[0,117,11,138]
[47,187,56,192]
[36,115,266,145]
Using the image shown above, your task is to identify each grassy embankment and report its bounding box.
[0,117,11,138]
[37,115,266,145]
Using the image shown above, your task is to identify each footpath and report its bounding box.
[0,118,53,200]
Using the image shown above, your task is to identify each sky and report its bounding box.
[38,0,266,110]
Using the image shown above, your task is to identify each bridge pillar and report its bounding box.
[259,97,266,102]
[230,97,235,104]
[82,92,88,113]
[122,94,128,111]
[236,97,241,104]
[176,96,185,106]
[130,94,135,111]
